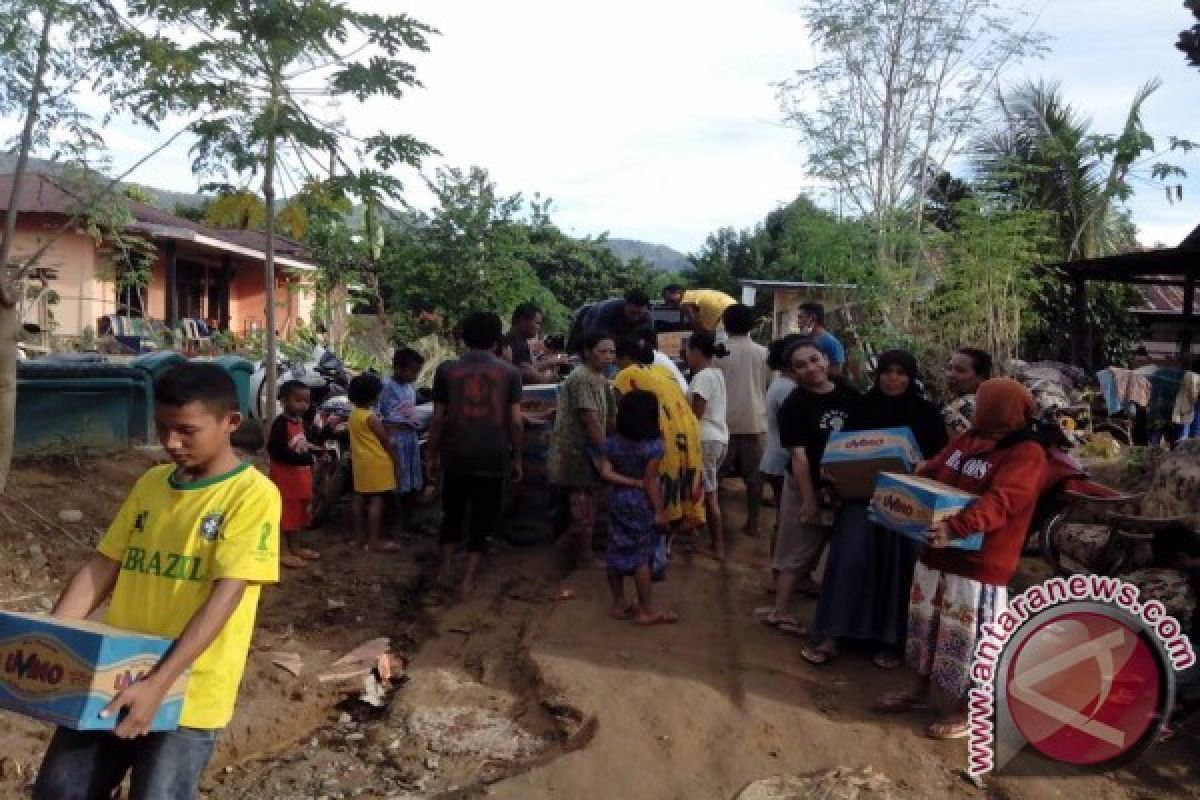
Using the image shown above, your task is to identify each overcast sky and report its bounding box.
[15,0,1200,253]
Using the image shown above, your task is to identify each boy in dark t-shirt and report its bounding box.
[427,312,524,600]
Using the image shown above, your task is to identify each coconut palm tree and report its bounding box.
[974,77,1162,261]
[973,78,1170,367]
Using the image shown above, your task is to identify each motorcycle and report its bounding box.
[309,393,354,525]
[1024,423,1121,556]
[249,344,350,420]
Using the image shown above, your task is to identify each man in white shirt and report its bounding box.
[715,304,771,537]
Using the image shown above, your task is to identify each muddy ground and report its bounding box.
[2,451,1199,799]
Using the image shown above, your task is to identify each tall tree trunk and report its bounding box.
[0,8,54,493]
[328,282,348,350]
[262,79,281,428]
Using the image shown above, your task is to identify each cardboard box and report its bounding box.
[521,383,560,415]
[867,472,984,550]
[821,427,922,499]
[0,611,187,731]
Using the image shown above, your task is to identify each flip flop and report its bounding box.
[636,611,679,626]
[873,691,930,714]
[927,718,970,740]
[296,548,321,560]
[367,541,404,553]
[760,615,806,637]
[800,645,835,666]
[280,554,307,569]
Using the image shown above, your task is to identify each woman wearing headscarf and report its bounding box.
[801,350,947,668]
[874,378,1046,740]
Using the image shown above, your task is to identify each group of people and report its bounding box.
[25,286,1048,798]
[262,291,1022,741]
[553,295,1044,742]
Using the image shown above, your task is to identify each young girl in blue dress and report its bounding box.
[599,390,678,626]
[379,347,426,532]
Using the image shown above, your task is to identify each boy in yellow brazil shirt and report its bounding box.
[33,362,280,800]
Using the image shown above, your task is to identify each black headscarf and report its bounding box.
[849,349,948,458]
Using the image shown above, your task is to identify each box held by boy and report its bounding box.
[867,472,984,550]
[821,427,922,499]
[0,611,187,731]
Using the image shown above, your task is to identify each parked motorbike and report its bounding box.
[309,393,353,525]
[1024,424,1121,556]
[250,344,350,420]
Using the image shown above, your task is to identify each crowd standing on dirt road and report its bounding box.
[24,296,1187,798]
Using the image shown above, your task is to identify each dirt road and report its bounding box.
[3,455,1199,799]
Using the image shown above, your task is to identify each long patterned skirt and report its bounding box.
[905,562,1008,703]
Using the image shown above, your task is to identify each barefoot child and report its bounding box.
[380,347,426,533]
[427,311,523,601]
[601,390,677,625]
[268,380,321,568]
[347,373,400,552]
[33,363,280,800]
[686,331,729,560]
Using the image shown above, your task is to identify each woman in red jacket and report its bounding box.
[875,377,1046,740]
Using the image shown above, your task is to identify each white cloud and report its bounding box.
[8,0,1196,251]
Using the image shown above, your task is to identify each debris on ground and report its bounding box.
[270,652,305,677]
[736,767,905,800]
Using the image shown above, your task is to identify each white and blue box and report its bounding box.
[821,427,922,499]
[0,611,187,731]
[867,472,984,550]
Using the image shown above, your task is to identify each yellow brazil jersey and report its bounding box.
[97,462,280,729]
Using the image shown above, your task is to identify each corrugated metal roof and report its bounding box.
[0,171,313,264]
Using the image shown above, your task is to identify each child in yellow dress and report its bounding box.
[348,373,400,552]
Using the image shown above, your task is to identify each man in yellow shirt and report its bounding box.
[34,363,280,800]
[681,288,737,335]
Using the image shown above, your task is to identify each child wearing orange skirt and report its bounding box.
[268,380,321,568]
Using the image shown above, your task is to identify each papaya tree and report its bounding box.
[101,0,437,420]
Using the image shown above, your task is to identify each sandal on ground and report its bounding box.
[636,611,679,626]
[800,644,835,666]
[280,553,307,569]
[873,691,930,714]
[366,541,404,553]
[295,547,321,560]
[927,717,970,740]
[610,604,638,620]
[872,652,902,670]
[760,615,806,637]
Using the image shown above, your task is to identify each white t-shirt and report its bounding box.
[688,366,729,444]
[653,350,689,393]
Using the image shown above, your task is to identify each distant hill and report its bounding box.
[602,238,690,274]
[0,155,212,213]
[1,158,698,273]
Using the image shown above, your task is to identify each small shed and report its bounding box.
[1059,223,1199,370]
[736,279,862,340]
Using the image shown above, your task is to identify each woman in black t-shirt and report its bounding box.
[760,341,860,634]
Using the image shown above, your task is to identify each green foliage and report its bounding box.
[1180,0,1200,68]
[369,166,662,339]
[922,199,1052,369]
[974,80,1183,366]
[685,196,877,297]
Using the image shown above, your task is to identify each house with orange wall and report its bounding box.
[2,172,317,340]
